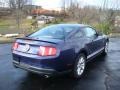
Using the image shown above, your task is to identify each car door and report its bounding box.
[82,27,104,56]
[71,29,85,53]
[64,28,85,66]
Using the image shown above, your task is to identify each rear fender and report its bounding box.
[75,48,88,62]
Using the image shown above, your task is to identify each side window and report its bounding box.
[83,27,97,37]
[73,30,83,38]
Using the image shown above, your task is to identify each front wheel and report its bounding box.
[73,54,86,79]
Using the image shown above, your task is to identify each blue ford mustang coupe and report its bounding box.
[12,24,109,78]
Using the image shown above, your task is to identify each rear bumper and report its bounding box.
[12,50,73,75]
[13,60,57,75]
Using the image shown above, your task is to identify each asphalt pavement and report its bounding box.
[0,38,120,90]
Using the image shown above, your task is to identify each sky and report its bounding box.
[32,0,120,10]
[32,0,101,9]
[0,0,119,10]
[32,0,61,9]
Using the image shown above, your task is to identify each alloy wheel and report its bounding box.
[77,56,85,76]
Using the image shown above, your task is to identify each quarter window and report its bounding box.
[74,30,83,38]
[83,27,97,37]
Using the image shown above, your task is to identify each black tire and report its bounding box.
[102,42,109,55]
[73,53,86,79]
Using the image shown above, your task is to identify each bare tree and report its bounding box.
[8,0,28,30]
[98,0,120,33]
[9,0,28,10]
[66,0,80,19]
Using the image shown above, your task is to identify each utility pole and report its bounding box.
[17,0,20,30]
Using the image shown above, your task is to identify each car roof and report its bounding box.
[54,24,90,28]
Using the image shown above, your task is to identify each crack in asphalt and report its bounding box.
[97,66,112,90]
[103,70,111,90]
[98,65,120,90]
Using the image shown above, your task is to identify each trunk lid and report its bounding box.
[15,37,63,55]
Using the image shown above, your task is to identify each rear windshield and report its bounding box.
[28,25,78,39]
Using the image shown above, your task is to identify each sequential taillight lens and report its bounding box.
[38,46,57,56]
[12,42,19,50]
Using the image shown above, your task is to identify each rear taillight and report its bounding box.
[38,46,57,56]
[12,42,19,50]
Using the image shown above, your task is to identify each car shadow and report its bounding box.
[18,55,108,90]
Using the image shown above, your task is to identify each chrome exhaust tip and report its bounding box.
[44,75,49,78]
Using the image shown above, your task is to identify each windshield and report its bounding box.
[28,25,78,39]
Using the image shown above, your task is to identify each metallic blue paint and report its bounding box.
[12,24,109,75]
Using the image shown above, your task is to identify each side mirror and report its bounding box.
[98,32,103,36]
[93,33,98,38]
[96,30,103,36]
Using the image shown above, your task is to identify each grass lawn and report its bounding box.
[0,37,15,44]
[0,19,34,35]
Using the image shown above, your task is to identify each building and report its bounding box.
[24,5,42,15]
[36,15,55,24]
[31,8,62,17]
[114,16,120,33]
[115,16,120,27]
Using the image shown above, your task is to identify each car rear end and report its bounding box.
[12,24,79,76]
[12,37,65,76]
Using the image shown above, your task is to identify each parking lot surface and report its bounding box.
[0,38,120,90]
